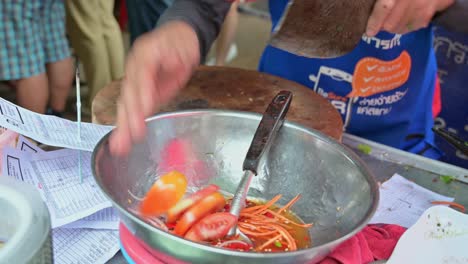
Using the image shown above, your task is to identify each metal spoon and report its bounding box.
[227,90,293,243]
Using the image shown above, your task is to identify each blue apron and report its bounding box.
[432,26,468,169]
[259,0,441,159]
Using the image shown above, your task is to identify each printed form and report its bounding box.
[2,147,112,228]
[52,229,120,264]
[0,97,113,151]
[370,174,455,228]
[62,207,120,230]
[13,136,120,229]
[16,135,45,153]
[0,106,121,263]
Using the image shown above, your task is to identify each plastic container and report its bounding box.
[119,223,187,264]
[0,176,52,264]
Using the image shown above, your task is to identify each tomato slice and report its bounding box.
[184,212,237,242]
[174,192,225,236]
[167,184,220,223]
[139,171,187,217]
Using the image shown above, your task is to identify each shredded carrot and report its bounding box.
[243,194,282,214]
[431,201,466,213]
[239,212,267,219]
[239,223,277,233]
[265,209,313,228]
[240,205,265,213]
[256,234,283,251]
[277,194,301,214]
[241,217,277,223]
[238,222,258,230]
[235,193,312,252]
[269,224,297,251]
[239,227,279,237]
[239,223,279,234]
[276,222,294,230]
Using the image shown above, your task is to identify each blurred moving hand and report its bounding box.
[110,21,200,155]
[366,0,454,36]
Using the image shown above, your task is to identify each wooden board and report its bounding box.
[92,66,343,140]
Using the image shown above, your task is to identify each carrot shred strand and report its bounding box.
[235,193,313,252]
[256,234,283,251]
[431,200,466,213]
[277,194,301,214]
[244,194,282,214]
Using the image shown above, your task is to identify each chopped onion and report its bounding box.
[127,190,144,201]
[127,207,169,232]
[147,217,169,232]
[217,240,249,248]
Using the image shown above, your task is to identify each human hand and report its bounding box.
[110,21,200,155]
[366,0,455,37]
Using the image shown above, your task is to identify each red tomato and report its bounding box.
[184,213,237,242]
[139,171,187,217]
[174,192,225,236]
[167,184,220,223]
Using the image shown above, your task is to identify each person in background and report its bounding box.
[257,0,455,159]
[65,0,125,111]
[125,0,174,45]
[125,0,237,66]
[0,0,73,116]
[109,0,468,156]
[206,1,239,66]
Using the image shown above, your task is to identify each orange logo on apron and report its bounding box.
[349,51,412,97]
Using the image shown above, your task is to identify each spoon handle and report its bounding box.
[228,91,292,237]
[432,126,468,156]
[242,90,293,174]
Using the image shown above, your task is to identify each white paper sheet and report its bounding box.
[52,228,120,264]
[1,147,112,228]
[388,205,468,264]
[62,207,120,230]
[16,135,45,153]
[2,147,39,186]
[370,174,455,228]
[0,97,113,151]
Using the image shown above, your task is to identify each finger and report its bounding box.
[110,100,132,155]
[394,0,433,34]
[122,70,147,142]
[139,51,161,117]
[392,8,416,34]
[109,52,140,155]
[366,0,397,37]
[140,69,158,117]
[396,17,427,35]
[382,0,412,34]
[125,47,150,141]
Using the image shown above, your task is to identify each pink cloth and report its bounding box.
[121,223,405,264]
[319,224,406,264]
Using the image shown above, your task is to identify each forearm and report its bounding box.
[157,0,231,61]
[433,0,468,33]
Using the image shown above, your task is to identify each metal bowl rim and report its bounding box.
[91,109,380,258]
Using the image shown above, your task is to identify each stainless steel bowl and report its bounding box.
[92,110,379,264]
